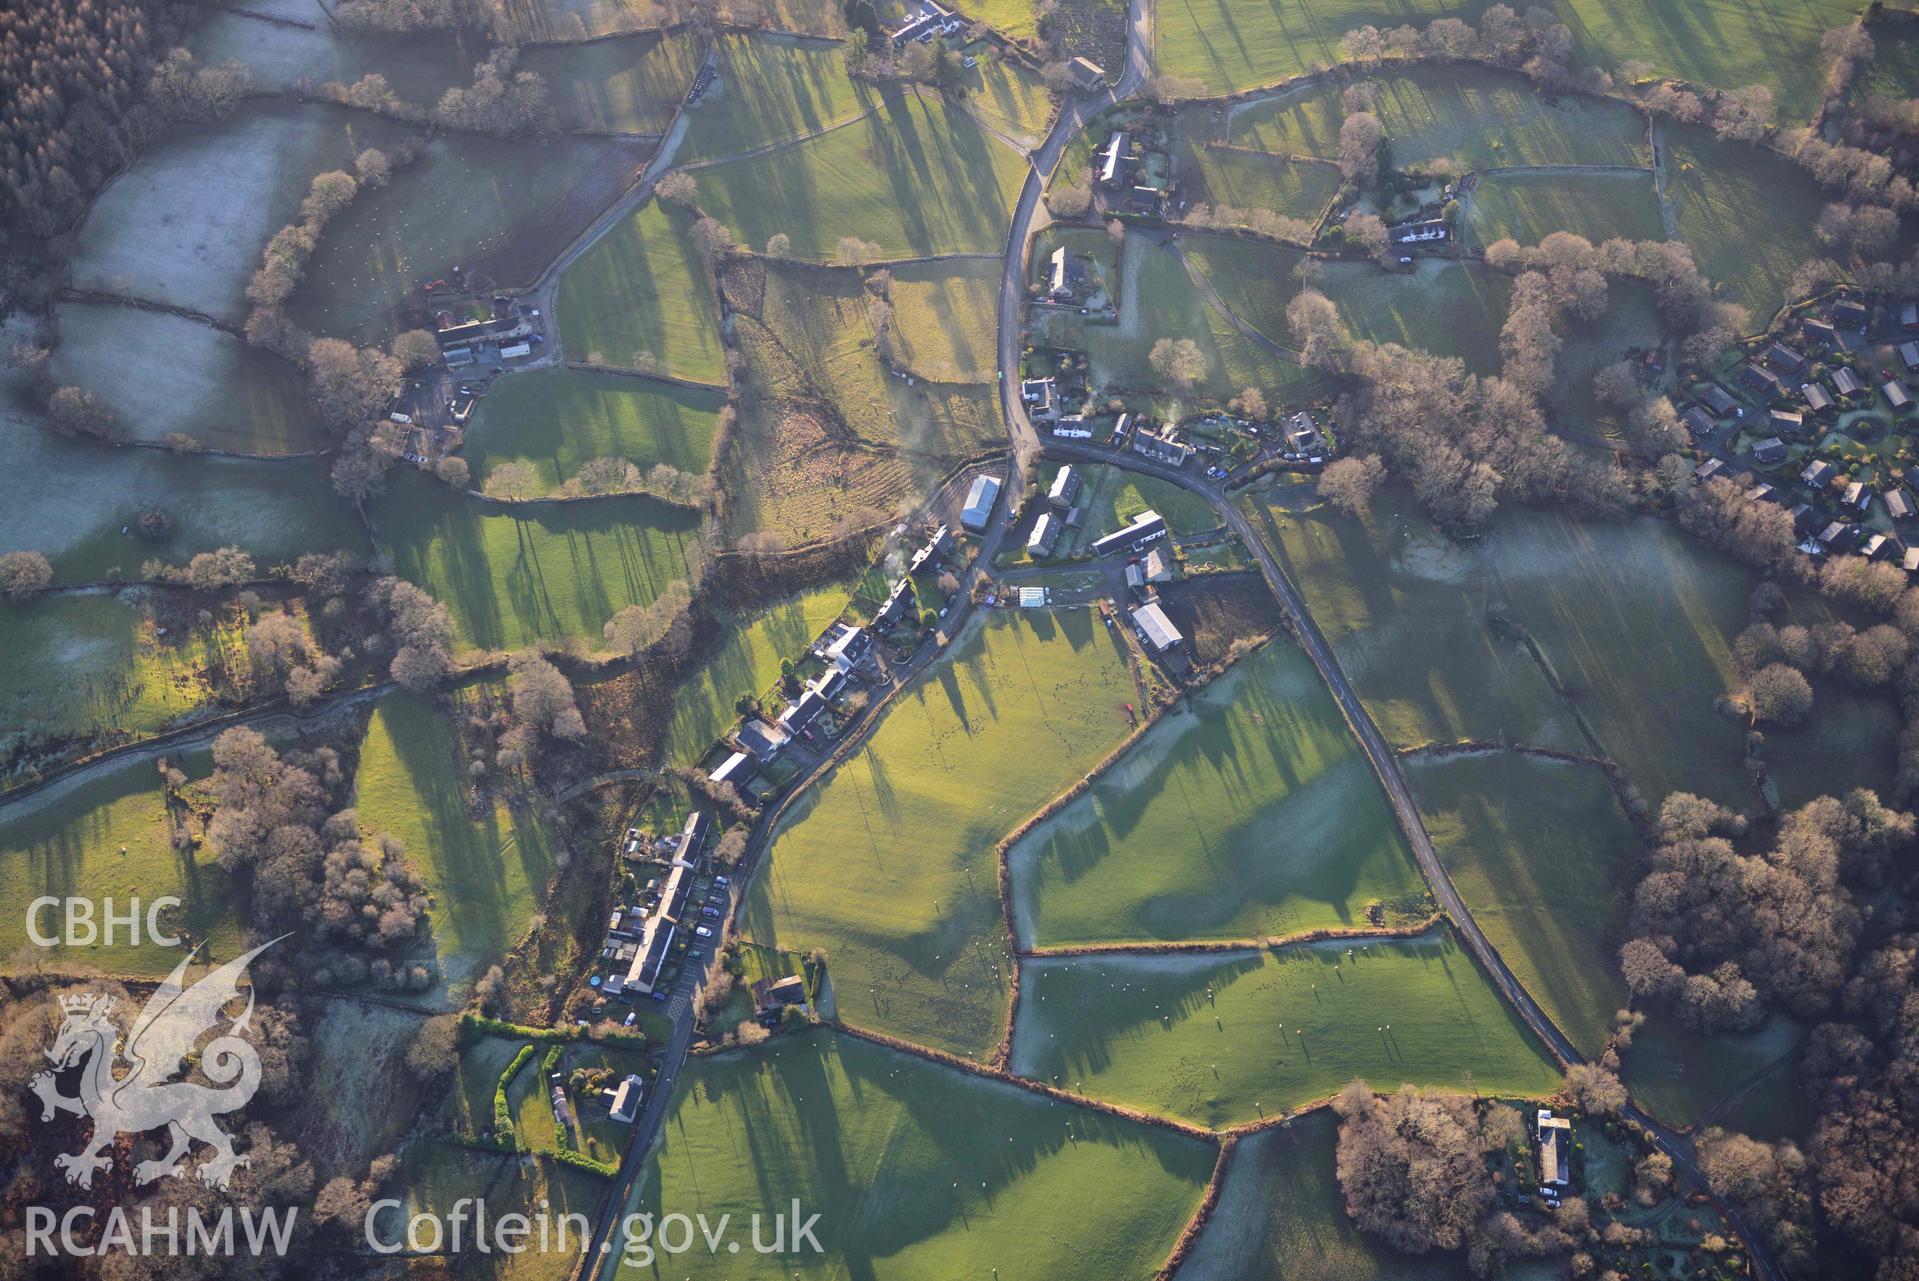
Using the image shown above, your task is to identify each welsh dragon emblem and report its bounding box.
[30,938,282,1191]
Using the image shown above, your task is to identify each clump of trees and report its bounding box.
[1334,1082,1566,1277]
[604,578,696,661]
[1318,454,1386,517]
[0,550,53,598]
[1619,790,1913,1033]
[1340,6,1581,88]
[497,652,586,772]
[205,727,434,990]
[1,0,251,235]
[336,0,463,32]
[435,48,555,137]
[245,609,342,706]
[366,576,456,689]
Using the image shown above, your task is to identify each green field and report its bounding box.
[1225,66,1650,171]
[1010,930,1560,1127]
[293,132,625,341]
[1855,25,1919,103]
[691,93,1029,260]
[0,593,239,761]
[1662,122,1840,324]
[525,30,706,135]
[187,8,481,99]
[661,584,852,765]
[1409,750,1633,1057]
[888,258,1003,383]
[1306,258,1512,374]
[1010,644,1423,947]
[1548,277,1664,437]
[1036,233,1326,403]
[1176,142,1343,225]
[959,53,1055,143]
[1175,1110,1469,1281]
[1068,462,1225,548]
[379,1140,602,1281]
[458,365,727,493]
[1153,0,1465,95]
[740,610,1140,1058]
[373,468,704,653]
[603,1028,1216,1280]
[70,101,416,323]
[0,404,369,584]
[1159,0,1850,119]
[1461,170,1666,250]
[0,751,239,975]
[51,302,326,454]
[1242,482,1589,757]
[1622,1012,1811,1142]
[556,200,728,384]
[679,32,884,162]
[351,692,563,990]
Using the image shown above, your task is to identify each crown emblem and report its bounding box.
[57,993,110,1017]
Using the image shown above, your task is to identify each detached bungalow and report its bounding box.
[1751,437,1787,465]
[1801,458,1837,489]
[1905,546,1919,574]
[1833,298,1870,328]
[1801,383,1833,414]
[1048,465,1082,509]
[1766,342,1805,374]
[1027,512,1061,557]
[1887,379,1914,411]
[1865,533,1901,561]
[1745,482,1778,505]
[1768,408,1804,436]
[1788,502,1817,535]
[1802,317,1838,348]
[1821,520,1859,553]
[1889,488,1917,521]
[1693,457,1727,482]
[1903,301,1919,330]
[608,1075,646,1124]
[1740,363,1784,397]
[1843,480,1871,512]
[1901,341,1919,372]
[1833,366,1864,397]
[1682,406,1715,437]
[1702,385,1739,416]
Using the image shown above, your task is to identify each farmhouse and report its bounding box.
[1833,366,1864,397]
[608,1075,645,1124]
[1048,465,1082,509]
[1068,57,1105,90]
[1750,437,1787,465]
[1133,423,1196,466]
[1701,385,1739,416]
[1028,512,1061,557]
[737,716,790,763]
[889,0,959,46]
[1765,342,1804,374]
[1801,384,1833,414]
[1098,132,1133,187]
[1537,1111,1573,1188]
[1887,379,1913,411]
[1091,510,1168,557]
[1389,217,1448,244]
[1681,406,1715,437]
[961,474,1002,531]
[1768,408,1805,436]
[1283,411,1323,454]
[1021,378,1057,419]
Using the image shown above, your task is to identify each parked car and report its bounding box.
[700,907,721,919]
[649,990,669,1003]
[695,925,714,938]
[713,875,729,888]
